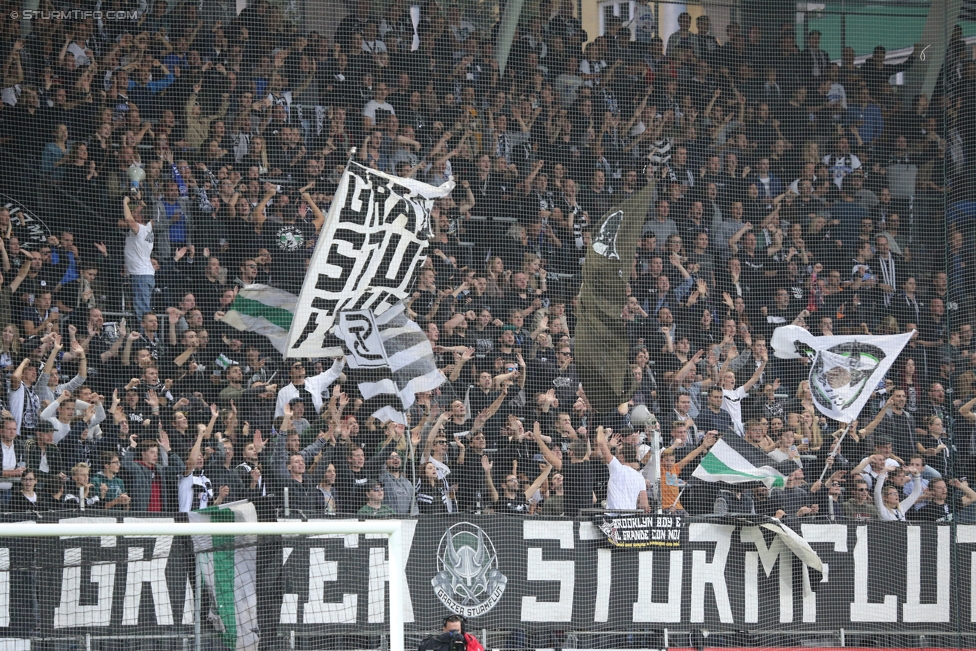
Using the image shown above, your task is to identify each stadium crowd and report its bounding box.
[1,0,976,523]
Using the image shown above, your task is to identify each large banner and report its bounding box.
[285,162,454,359]
[0,514,972,641]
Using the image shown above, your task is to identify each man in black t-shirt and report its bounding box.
[484,459,551,514]
[910,478,976,522]
[531,429,602,515]
[250,182,326,294]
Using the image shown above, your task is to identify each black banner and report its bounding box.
[593,513,684,548]
[0,513,972,640]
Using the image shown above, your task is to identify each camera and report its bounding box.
[445,630,466,650]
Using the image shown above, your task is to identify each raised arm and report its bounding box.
[422,413,449,462]
[596,426,613,464]
[523,464,552,501]
[203,403,219,439]
[860,397,893,437]
[10,357,30,391]
[531,421,562,470]
[960,395,976,422]
[873,467,894,520]
[952,478,976,508]
[299,183,326,234]
[250,183,277,228]
[674,431,717,473]
[184,427,207,477]
[121,196,140,234]
[482,455,498,503]
[900,468,924,511]
[741,350,768,392]
[42,334,63,376]
[727,222,752,255]
[673,349,704,386]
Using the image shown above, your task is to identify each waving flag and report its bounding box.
[285,161,454,359]
[692,439,787,489]
[576,182,656,413]
[771,325,914,423]
[220,285,296,355]
[335,301,445,424]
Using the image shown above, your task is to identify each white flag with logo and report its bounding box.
[771,324,914,423]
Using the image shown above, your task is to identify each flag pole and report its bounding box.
[668,483,689,512]
[818,420,854,483]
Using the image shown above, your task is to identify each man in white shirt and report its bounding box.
[0,418,25,505]
[719,349,767,436]
[596,426,649,511]
[179,405,226,512]
[8,358,41,437]
[119,196,155,319]
[823,136,862,189]
[362,82,395,130]
[275,359,345,417]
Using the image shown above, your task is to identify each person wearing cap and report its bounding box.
[418,614,485,651]
[22,419,66,491]
[358,480,395,516]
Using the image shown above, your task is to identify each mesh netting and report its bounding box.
[0,0,975,648]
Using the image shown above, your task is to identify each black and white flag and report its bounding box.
[285,161,454,359]
[335,301,445,423]
[771,324,914,423]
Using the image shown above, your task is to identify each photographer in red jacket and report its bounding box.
[417,615,484,651]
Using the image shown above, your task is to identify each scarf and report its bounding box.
[878,253,896,307]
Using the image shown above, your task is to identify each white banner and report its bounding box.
[284,162,454,359]
[771,325,914,423]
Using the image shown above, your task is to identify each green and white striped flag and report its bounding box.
[692,439,787,489]
[188,501,259,651]
[221,284,296,355]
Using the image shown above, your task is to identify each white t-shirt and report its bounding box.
[362,99,395,122]
[824,153,862,189]
[722,386,748,435]
[179,471,214,512]
[1,440,19,490]
[124,222,155,276]
[606,457,646,510]
[67,41,92,67]
[7,383,40,436]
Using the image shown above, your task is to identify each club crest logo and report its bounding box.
[431,522,507,618]
[809,341,884,411]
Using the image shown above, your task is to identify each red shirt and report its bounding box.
[137,460,163,512]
